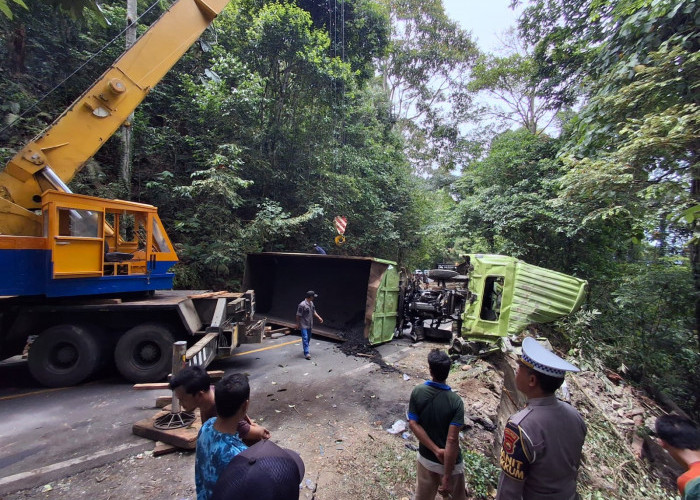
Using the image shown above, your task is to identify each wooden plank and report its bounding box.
[185,332,219,359]
[268,327,290,334]
[187,291,241,299]
[133,382,169,390]
[77,298,123,305]
[153,441,180,457]
[155,396,172,408]
[164,369,224,381]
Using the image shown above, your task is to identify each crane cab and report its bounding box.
[0,190,177,297]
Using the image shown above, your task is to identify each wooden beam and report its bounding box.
[153,441,180,457]
[133,382,169,390]
[185,332,218,360]
[156,395,172,408]
[132,370,225,390]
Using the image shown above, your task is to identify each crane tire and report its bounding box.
[28,324,102,387]
[115,323,174,383]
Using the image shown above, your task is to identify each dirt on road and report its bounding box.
[2,339,682,500]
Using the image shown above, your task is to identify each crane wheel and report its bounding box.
[27,324,102,387]
[114,323,174,383]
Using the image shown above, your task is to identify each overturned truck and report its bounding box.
[399,254,588,352]
[243,252,587,351]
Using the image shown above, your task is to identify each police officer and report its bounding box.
[496,337,587,500]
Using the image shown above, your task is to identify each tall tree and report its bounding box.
[467,32,560,134]
[378,0,479,174]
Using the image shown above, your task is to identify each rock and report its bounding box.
[624,408,644,418]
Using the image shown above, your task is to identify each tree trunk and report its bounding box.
[10,25,26,74]
[120,0,137,198]
[692,158,700,349]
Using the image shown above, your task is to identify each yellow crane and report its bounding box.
[0,0,262,387]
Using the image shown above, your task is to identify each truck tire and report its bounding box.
[427,269,459,280]
[115,323,174,383]
[27,324,102,387]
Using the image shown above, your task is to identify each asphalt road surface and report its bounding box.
[0,333,412,495]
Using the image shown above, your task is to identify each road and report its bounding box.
[0,333,414,495]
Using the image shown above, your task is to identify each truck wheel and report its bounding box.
[427,269,459,280]
[114,323,174,383]
[27,324,102,387]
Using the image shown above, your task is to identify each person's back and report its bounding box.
[409,382,463,463]
[408,349,466,500]
[507,397,586,498]
[196,418,248,499]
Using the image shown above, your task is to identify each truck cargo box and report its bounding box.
[242,253,399,345]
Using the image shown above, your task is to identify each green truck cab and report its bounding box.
[459,254,587,341]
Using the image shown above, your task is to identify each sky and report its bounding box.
[442,0,523,53]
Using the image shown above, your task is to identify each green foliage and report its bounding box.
[453,128,606,274]
[514,0,699,416]
[467,33,561,134]
[561,257,698,415]
[461,449,499,499]
[0,0,26,20]
[46,0,107,25]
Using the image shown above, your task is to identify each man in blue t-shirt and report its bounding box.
[195,373,251,500]
[408,349,466,500]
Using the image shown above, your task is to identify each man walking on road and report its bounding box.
[496,337,587,500]
[408,348,466,500]
[296,290,323,360]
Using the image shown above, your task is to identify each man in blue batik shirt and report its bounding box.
[195,373,251,500]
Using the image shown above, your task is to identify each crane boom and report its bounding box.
[0,0,230,235]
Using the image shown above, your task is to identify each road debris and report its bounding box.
[387,419,407,434]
